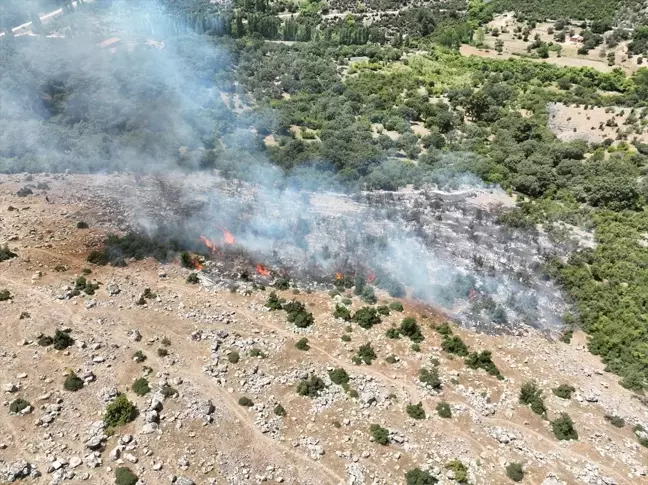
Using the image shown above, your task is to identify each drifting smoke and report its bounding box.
[0,1,571,333]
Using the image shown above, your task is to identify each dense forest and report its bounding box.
[0,0,647,392]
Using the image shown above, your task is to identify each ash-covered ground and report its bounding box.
[50,172,579,334]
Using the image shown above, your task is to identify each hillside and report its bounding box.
[0,174,646,484]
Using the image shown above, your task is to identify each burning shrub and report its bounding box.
[389,301,404,312]
[238,397,254,407]
[399,317,424,343]
[437,401,452,418]
[186,272,199,284]
[333,304,351,321]
[328,368,350,386]
[334,274,354,289]
[465,350,503,380]
[265,292,284,310]
[405,468,437,485]
[104,394,138,428]
[0,244,17,262]
[441,336,469,356]
[180,251,193,269]
[519,381,546,416]
[354,343,377,365]
[551,413,578,440]
[419,368,442,390]
[64,371,84,392]
[352,307,381,329]
[0,289,12,301]
[297,375,326,398]
[132,377,151,396]
[406,402,426,420]
[553,384,575,399]
[370,424,390,445]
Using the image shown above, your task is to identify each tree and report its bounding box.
[519,381,546,415]
[419,368,442,390]
[475,28,485,47]
[352,307,381,329]
[328,368,350,386]
[442,336,469,356]
[297,375,326,398]
[495,38,504,54]
[355,343,377,365]
[400,317,424,342]
[436,401,452,418]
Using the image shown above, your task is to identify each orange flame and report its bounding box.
[199,235,220,254]
[256,264,270,277]
[336,272,343,280]
[367,272,376,284]
[216,225,236,245]
[194,259,204,271]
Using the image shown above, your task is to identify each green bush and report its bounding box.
[441,336,468,356]
[274,404,286,416]
[283,300,314,328]
[161,337,171,346]
[505,462,524,482]
[64,372,84,392]
[104,394,137,427]
[0,244,17,262]
[406,402,426,420]
[0,289,12,301]
[435,322,453,336]
[370,423,389,445]
[132,377,151,396]
[249,348,266,358]
[411,343,421,352]
[551,413,578,440]
[115,466,139,485]
[386,354,398,364]
[238,397,254,407]
[265,291,283,310]
[445,460,468,484]
[377,305,390,315]
[341,334,351,342]
[386,327,401,339]
[519,381,546,416]
[552,384,575,399]
[352,307,381,329]
[53,330,74,350]
[361,285,378,304]
[604,414,625,428]
[76,221,89,229]
[405,468,437,485]
[356,343,377,365]
[333,304,351,321]
[228,351,240,363]
[186,272,199,284]
[419,368,442,390]
[465,350,503,379]
[436,401,452,418]
[87,250,109,266]
[295,337,310,350]
[328,368,350,386]
[133,350,146,363]
[389,301,404,312]
[297,375,326,398]
[37,334,53,346]
[157,348,169,357]
[9,398,31,414]
[161,385,177,398]
[274,277,290,290]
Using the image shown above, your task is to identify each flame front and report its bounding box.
[194,259,204,271]
[199,235,220,254]
[367,271,376,284]
[336,272,343,280]
[216,225,236,245]
[256,264,270,277]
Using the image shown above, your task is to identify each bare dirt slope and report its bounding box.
[0,174,646,485]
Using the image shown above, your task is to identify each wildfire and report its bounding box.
[336,272,343,280]
[199,235,220,254]
[367,272,377,284]
[216,225,236,245]
[194,259,204,271]
[256,264,271,277]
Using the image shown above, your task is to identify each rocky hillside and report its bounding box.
[0,174,646,485]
